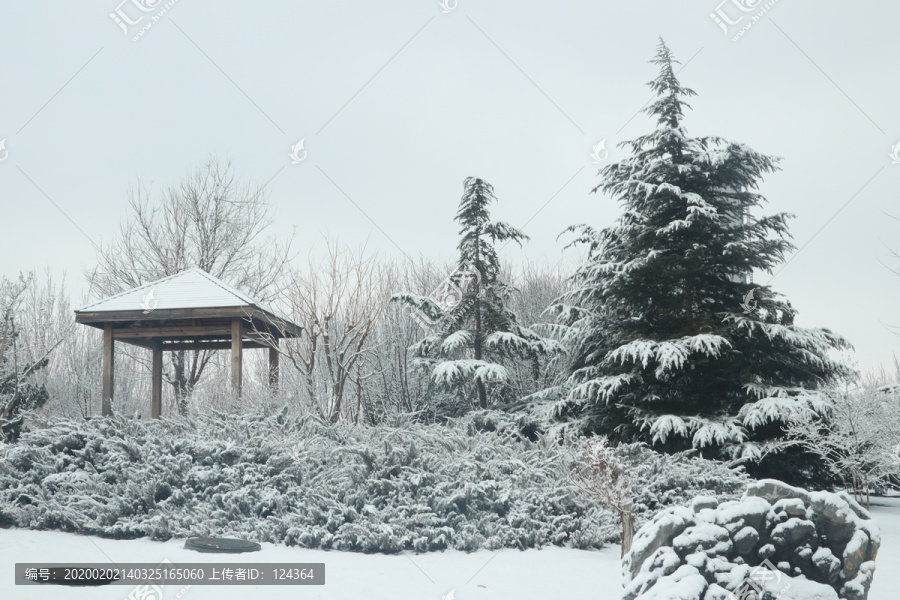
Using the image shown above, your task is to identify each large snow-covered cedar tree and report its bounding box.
[546,39,853,482]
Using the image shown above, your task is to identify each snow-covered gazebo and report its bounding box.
[74,268,301,418]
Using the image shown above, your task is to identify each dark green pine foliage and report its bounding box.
[394,177,561,411]
[548,39,853,469]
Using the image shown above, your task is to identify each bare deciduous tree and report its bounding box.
[13,270,90,419]
[0,273,61,440]
[268,239,388,423]
[501,259,572,401]
[366,257,454,422]
[769,385,900,509]
[560,435,636,557]
[87,156,293,415]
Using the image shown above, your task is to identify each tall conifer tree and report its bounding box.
[548,40,853,466]
[395,177,560,411]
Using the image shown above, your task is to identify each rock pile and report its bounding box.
[622,480,880,600]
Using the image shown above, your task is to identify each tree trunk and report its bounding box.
[620,510,635,558]
[170,350,191,416]
[685,281,694,323]
[473,230,487,409]
[861,471,870,510]
[474,304,487,409]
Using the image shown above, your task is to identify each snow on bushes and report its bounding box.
[622,479,881,600]
[0,410,615,552]
[0,409,752,554]
[613,444,752,528]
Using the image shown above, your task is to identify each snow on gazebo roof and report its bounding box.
[76,268,267,313]
[74,268,300,336]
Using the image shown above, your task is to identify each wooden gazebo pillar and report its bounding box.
[102,322,114,416]
[231,317,243,394]
[151,345,163,419]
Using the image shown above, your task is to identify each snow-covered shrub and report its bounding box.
[464,408,544,442]
[622,479,881,600]
[460,420,750,547]
[619,445,752,523]
[0,409,621,552]
[774,384,900,506]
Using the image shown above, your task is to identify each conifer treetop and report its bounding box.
[456,177,528,281]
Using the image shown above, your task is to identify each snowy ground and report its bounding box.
[2,497,897,600]
[866,496,900,600]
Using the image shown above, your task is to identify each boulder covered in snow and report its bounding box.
[622,480,880,600]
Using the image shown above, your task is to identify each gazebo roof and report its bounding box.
[75,268,302,338]
[78,268,267,313]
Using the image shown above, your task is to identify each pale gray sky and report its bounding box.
[1,1,898,376]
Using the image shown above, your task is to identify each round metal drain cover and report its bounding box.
[184,537,261,553]
[33,567,118,586]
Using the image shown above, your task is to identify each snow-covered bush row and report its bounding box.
[0,409,620,552]
[623,479,881,600]
[0,409,753,554]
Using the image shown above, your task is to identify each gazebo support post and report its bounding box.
[151,344,163,419]
[231,317,243,395]
[269,344,279,391]
[102,322,115,416]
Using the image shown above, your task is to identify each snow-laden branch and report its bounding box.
[606,334,732,378]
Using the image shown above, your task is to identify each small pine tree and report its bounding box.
[394,177,561,412]
[548,39,853,468]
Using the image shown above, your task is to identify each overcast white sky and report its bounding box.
[1,1,898,377]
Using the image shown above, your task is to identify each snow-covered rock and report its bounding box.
[623,479,880,600]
